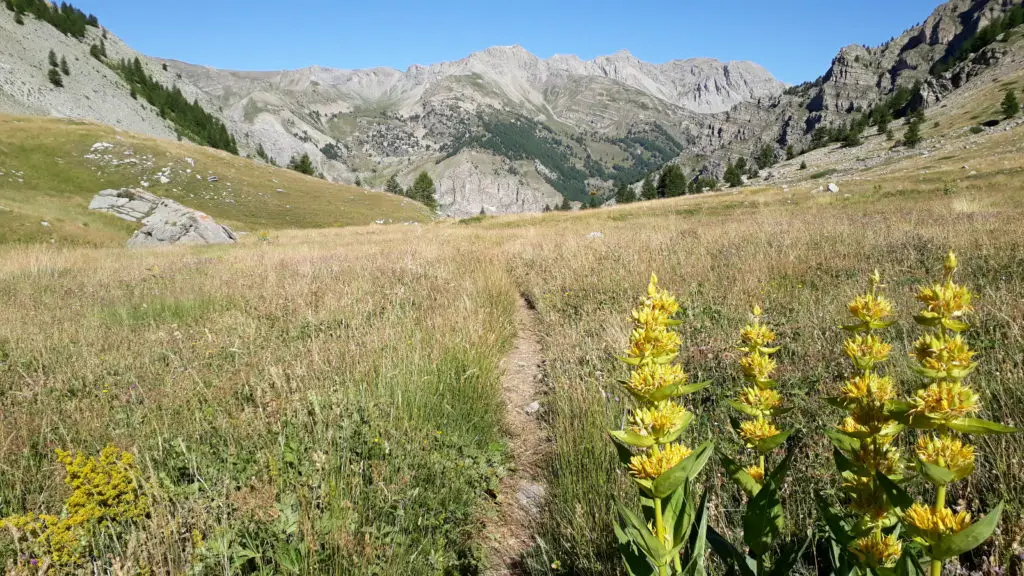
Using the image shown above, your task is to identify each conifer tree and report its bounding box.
[48,49,58,68]
[656,164,687,198]
[1002,89,1020,118]
[640,174,657,201]
[47,67,63,87]
[60,55,69,76]
[904,117,923,148]
[385,174,404,196]
[614,182,635,204]
[409,171,438,210]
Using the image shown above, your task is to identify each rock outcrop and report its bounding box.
[89,189,237,247]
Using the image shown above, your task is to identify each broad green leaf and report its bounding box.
[618,503,670,565]
[681,492,710,576]
[824,396,853,410]
[825,429,861,452]
[917,460,956,487]
[610,434,638,466]
[610,429,657,449]
[706,526,756,576]
[940,318,969,332]
[947,418,1017,435]
[767,437,799,485]
[876,472,914,511]
[931,502,1004,560]
[616,522,657,576]
[743,479,784,557]
[719,452,762,496]
[651,441,714,499]
[818,499,855,547]
[755,428,793,453]
[649,381,710,402]
[768,532,810,576]
[663,482,696,547]
[729,399,765,418]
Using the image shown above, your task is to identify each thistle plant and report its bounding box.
[610,274,713,576]
[895,252,1016,576]
[711,307,804,575]
[822,271,907,572]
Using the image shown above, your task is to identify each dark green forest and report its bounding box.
[3,0,97,38]
[111,58,238,155]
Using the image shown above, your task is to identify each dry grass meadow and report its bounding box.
[1,99,1024,574]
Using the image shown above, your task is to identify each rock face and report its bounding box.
[89,189,237,247]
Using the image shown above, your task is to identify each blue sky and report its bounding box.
[73,0,943,84]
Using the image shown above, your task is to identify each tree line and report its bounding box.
[111,57,238,155]
[3,0,98,37]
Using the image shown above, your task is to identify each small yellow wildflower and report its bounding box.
[911,333,976,376]
[916,283,972,321]
[839,416,871,436]
[624,362,688,399]
[844,334,892,366]
[625,324,681,363]
[853,443,902,476]
[903,504,972,540]
[745,464,765,485]
[850,532,903,568]
[55,445,149,525]
[738,418,781,445]
[739,352,776,385]
[640,273,681,320]
[916,434,975,480]
[910,381,981,422]
[739,323,777,351]
[628,443,693,480]
[848,292,894,324]
[737,386,782,414]
[840,372,896,404]
[628,401,690,440]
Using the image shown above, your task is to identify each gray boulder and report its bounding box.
[89,188,237,247]
[827,183,840,193]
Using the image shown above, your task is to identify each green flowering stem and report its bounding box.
[929,484,948,576]
[653,497,668,576]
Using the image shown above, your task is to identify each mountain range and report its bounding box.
[1,0,1021,216]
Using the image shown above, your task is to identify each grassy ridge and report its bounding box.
[0,115,429,246]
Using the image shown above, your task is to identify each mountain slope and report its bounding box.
[0,114,429,246]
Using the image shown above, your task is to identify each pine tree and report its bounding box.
[614,182,635,204]
[1002,89,1020,118]
[48,49,58,68]
[756,144,777,169]
[409,171,437,210]
[640,174,657,201]
[799,160,808,170]
[14,11,24,24]
[904,118,923,148]
[288,153,316,176]
[785,144,795,160]
[559,197,572,211]
[656,164,687,198]
[60,56,69,76]
[47,67,63,87]
[385,174,403,196]
[724,160,743,187]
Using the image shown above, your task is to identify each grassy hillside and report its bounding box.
[1,79,1023,574]
[0,115,430,245]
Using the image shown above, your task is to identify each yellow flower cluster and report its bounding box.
[910,381,981,422]
[903,504,972,539]
[731,306,786,486]
[617,274,697,487]
[0,445,148,568]
[628,401,690,441]
[628,444,694,480]
[916,435,975,480]
[56,445,149,525]
[850,531,903,569]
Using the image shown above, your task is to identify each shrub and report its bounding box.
[799,160,808,170]
[287,152,316,176]
[969,126,985,135]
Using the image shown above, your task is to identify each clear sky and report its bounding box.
[71,0,943,85]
